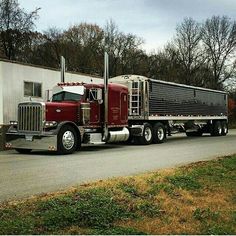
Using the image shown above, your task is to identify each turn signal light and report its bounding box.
[5,143,12,148]
[48,146,56,151]
[44,121,57,128]
[10,121,18,125]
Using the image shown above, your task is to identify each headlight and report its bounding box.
[10,121,18,126]
[44,121,57,128]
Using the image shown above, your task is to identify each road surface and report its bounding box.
[1,130,236,202]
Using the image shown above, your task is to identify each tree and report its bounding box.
[149,43,183,83]
[103,19,144,76]
[64,23,104,74]
[202,16,236,89]
[174,18,204,86]
[0,0,40,60]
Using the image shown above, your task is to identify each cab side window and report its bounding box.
[89,89,98,101]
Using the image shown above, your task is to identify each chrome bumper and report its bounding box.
[5,132,57,151]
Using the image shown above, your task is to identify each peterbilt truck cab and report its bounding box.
[6,82,130,154]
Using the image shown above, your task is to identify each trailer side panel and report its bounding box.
[149,81,227,116]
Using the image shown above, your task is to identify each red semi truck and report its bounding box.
[6,61,228,154]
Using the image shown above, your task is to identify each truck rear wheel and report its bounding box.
[136,123,153,145]
[211,121,222,136]
[221,121,228,136]
[153,122,166,143]
[57,125,78,154]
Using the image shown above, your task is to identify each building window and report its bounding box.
[24,81,42,97]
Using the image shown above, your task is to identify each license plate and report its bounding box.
[25,135,33,141]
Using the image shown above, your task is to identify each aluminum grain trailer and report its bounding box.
[110,75,228,145]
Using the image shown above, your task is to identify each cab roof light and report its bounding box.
[57,82,85,86]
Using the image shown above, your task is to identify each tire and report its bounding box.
[211,121,222,136]
[221,121,228,136]
[57,125,79,154]
[136,123,153,145]
[153,122,166,144]
[15,148,32,154]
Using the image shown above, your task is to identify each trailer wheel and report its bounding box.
[153,122,166,144]
[15,148,32,154]
[57,125,78,154]
[137,123,153,145]
[211,121,222,136]
[221,121,228,136]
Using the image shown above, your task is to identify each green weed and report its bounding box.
[193,208,219,221]
[137,201,161,217]
[0,188,132,234]
[167,174,201,190]
[119,183,140,197]
[148,183,174,195]
[205,223,235,235]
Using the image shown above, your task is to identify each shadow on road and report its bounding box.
[1,132,231,157]
[10,144,125,156]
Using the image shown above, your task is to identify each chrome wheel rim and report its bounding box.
[62,131,75,150]
[145,127,152,142]
[157,127,164,140]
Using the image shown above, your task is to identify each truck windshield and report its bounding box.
[52,92,82,102]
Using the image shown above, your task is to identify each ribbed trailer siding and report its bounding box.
[149,80,227,116]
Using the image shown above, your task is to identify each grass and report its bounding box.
[0,155,236,234]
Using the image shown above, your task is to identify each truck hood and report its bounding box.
[45,102,78,122]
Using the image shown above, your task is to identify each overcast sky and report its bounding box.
[18,0,236,52]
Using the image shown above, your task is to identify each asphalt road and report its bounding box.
[1,129,236,202]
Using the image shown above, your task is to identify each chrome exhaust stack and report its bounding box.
[103,52,109,141]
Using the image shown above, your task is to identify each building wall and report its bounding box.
[0,60,102,124]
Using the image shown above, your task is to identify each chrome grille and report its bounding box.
[18,103,43,133]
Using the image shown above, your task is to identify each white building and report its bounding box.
[0,59,102,125]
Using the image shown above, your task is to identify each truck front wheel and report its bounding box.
[136,123,153,145]
[153,123,166,144]
[57,125,78,154]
